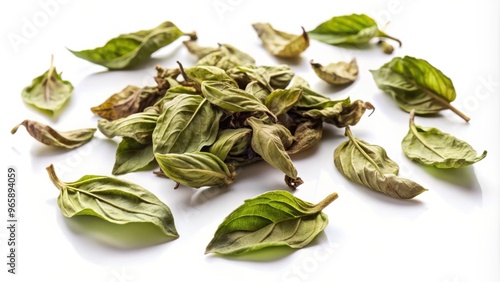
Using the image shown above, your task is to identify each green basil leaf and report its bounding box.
[334,127,427,199]
[402,110,487,168]
[370,56,470,121]
[205,190,338,255]
[155,152,235,188]
[11,120,95,149]
[308,14,401,48]
[287,120,323,155]
[201,80,276,121]
[265,88,302,116]
[252,23,309,58]
[112,137,156,175]
[310,59,358,85]
[153,94,222,154]
[91,86,161,121]
[208,128,253,161]
[21,56,73,115]
[69,21,190,69]
[98,112,158,144]
[46,164,178,238]
[246,117,302,189]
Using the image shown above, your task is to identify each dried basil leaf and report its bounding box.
[205,190,338,255]
[183,40,218,59]
[69,21,191,69]
[402,110,487,168]
[196,44,255,70]
[334,127,427,199]
[184,65,238,88]
[11,120,95,149]
[98,112,158,144]
[252,23,309,58]
[287,120,323,155]
[21,55,73,115]
[153,94,222,154]
[310,59,358,85]
[91,86,161,121]
[308,14,401,48]
[112,137,156,175]
[201,80,276,121]
[265,88,302,116]
[371,56,470,122]
[155,152,235,188]
[208,128,253,161]
[245,81,271,102]
[298,100,374,127]
[246,117,301,189]
[46,164,178,238]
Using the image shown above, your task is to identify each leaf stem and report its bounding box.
[421,88,470,122]
[313,192,339,212]
[46,164,64,191]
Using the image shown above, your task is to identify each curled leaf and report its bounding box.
[69,21,192,69]
[208,128,253,161]
[298,100,374,127]
[183,40,218,59]
[21,55,73,115]
[402,110,487,168]
[205,190,338,255]
[334,127,427,199]
[371,56,470,122]
[265,88,302,116]
[195,44,255,70]
[246,117,301,189]
[308,14,401,48]
[287,120,323,155]
[46,164,178,239]
[155,152,235,188]
[252,23,309,58]
[184,65,238,88]
[11,120,95,149]
[91,86,161,121]
[310,59,358,85]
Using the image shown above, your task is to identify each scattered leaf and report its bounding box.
[252,23,309,58]
[310,59,358,85]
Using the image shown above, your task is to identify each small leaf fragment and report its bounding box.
[205,190,338,255]
[310,59,358,85]
[334,126,427,199]
[402,110,487,168]
[21,55,73,115]
[11,120,95,149]
[69,21,191,69]
[46,164,178,238]
[252,23,309,58]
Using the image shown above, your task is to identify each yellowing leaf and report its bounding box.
[310,59,358,85]
[252,23,309,58]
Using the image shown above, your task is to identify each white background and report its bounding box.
[1,0,499,281]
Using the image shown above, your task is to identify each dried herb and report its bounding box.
[334,126,427,199]
[195,44,255,70]
[152,94,222,154]
[205,190,338,255]
[112,137,155,175]
[265,88,302,116]
[308,14,401,51]
[155,152,235,188]
[98,112,158,144]
[371,56,470,122]
[402,110,487,168]
[252,23,309,58]
[69,21,194,69]
[46,164,178,238]
[208,128,253,161]
[21,55,73,115]
[310,59,358,85]
[91,86,161,121]
[11,120,95,149]
[183,40,219,59]
[245,117,302,189]
[298,99,374,127]
[287,120,323,155]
